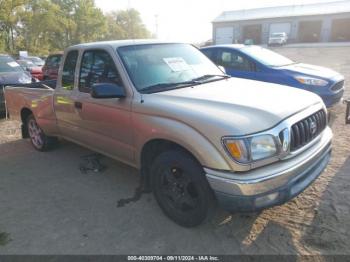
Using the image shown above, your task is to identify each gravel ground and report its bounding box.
[0,46,349,256]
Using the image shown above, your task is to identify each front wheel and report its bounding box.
[151,150,216,227]
[27,114,57,151]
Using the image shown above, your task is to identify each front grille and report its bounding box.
[290,110,327,152]
[331,80,344,91]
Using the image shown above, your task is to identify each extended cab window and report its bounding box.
[218,50,254,72]
[62,51,78,90]
[79,50,122,93]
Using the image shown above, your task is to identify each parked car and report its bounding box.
[17,59,44,80]
[0,54,33,115]
[268,32,288,46]
[42,53,62,80]
[4,40,332,227]
[201,45,344,107]
[25,56,45,67]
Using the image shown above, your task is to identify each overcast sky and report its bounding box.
[95,0,343,43]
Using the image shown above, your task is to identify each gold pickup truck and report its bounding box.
[4,40,332,227]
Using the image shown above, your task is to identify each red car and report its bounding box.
[17,60,43,80]
[42,53,62,80]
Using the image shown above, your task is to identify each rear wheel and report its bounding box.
[26,114,57,151]
[151,150,216,227]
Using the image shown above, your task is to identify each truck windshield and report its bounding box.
[241,46,294,67]
[0,56,24,73]
[117,43,225,93]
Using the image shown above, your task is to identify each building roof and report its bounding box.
[213,1,350,23]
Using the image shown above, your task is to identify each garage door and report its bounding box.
[215,27,233,44]
[269,23,291,36]
[331,18,350,41]
[299,20,322,42]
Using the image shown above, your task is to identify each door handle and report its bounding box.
[74,101,83,109]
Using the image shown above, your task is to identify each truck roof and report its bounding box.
[202,44,256,50]
[70,39,183,49]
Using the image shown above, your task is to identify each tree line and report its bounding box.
[0,0,152,56]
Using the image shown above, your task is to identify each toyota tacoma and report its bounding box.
[4,40,332,227]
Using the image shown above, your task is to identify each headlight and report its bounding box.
[250,135,277,160]
[294,76,328,86]
[223,134,278,163]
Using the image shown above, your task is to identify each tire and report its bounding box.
[26,114,57,151]
[151,150,216,227]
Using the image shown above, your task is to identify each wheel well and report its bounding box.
[20,108,33,138]
[140,139,199,191]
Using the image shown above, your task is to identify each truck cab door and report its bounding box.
[54,49,83,142]
[73,48,134,165]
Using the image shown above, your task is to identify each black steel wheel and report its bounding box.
[151,150,216,227]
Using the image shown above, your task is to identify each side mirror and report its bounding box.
[91,83,126,99]
[218,65,226,74]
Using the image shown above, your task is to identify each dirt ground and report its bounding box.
[0,46,349,256]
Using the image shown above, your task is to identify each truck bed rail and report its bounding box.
[9,79,57,89]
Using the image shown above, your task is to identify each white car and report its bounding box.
[268,32,288,46]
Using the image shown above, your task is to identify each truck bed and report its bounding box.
[4,80,57,133]
[0,80,56,115]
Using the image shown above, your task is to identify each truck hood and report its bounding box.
[278,63,340,79]
[140,77,323,136]
[0,71,32,85]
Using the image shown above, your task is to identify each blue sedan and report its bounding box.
[200,45,344,107]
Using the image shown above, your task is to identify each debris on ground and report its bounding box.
[79,153,106,174]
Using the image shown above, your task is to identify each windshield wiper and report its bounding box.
[191,74,230,82]
[140,80,199,94]
[140,75,230,94]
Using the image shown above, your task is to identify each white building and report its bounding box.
[212,1,350,44]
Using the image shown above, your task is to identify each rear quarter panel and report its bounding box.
[4,87,59,135]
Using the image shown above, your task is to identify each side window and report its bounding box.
[218,50,254,72]
[62,50,78,90]
[79,50,123,93]
[201,49,215,61]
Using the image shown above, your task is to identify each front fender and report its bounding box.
[133,113,232,170]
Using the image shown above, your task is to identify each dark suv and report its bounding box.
[42,53,62,80]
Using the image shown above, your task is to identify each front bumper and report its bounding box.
[205,127,332,212]
[268,40,284,45]
[322,88,344,108]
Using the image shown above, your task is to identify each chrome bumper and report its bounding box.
[205,127,332,211]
